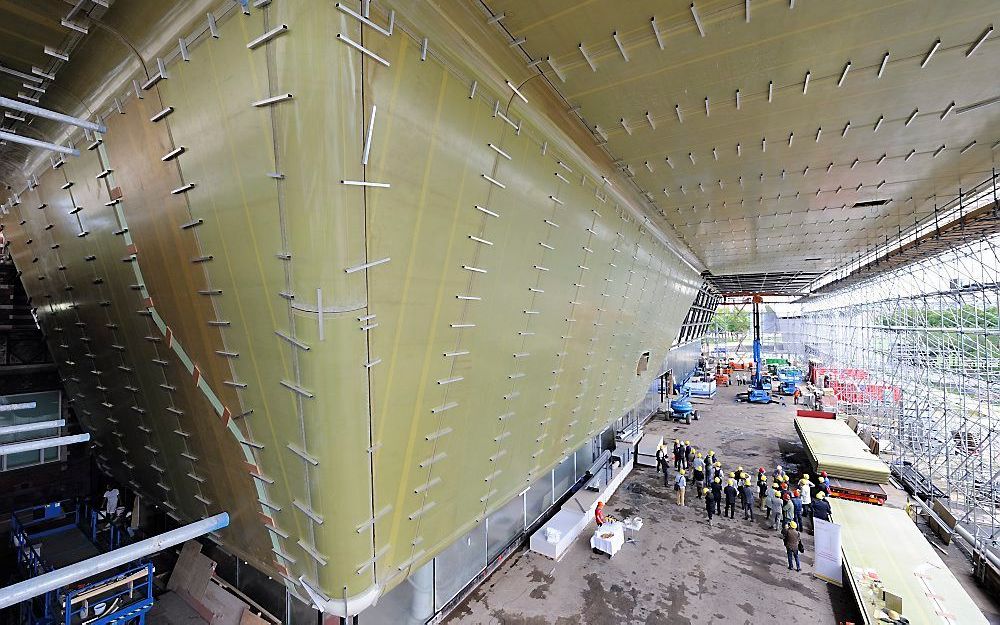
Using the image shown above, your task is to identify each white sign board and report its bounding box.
[813,517,843,586]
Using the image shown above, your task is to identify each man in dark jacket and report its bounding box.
[812,491,832,522]
[782,521,802,571]
[710,477,723,515]
[741,479,756,520]
[673,441,684,472]
[723,479,738,519]
[655,445,665,474]
[704,487,716,524]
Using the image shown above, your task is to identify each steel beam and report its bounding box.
[0,419,64,436]
[0,131,79,157]
[0,96,105,133]
[0,433,88,455]
[0,513,229,609]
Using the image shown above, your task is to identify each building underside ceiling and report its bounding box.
[479,0,1000,284]
[702,270,822,297]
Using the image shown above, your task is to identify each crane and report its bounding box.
[747,294,773,404]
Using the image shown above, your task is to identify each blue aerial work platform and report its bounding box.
[9,500,153,625]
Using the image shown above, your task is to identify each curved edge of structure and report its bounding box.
[297,576,381,618]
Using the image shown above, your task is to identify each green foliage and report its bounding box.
[878,304,1000,368]
[710,308,751,338]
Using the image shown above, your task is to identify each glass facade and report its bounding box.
[0,390,63,471]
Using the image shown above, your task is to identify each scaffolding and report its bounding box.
[788,235,1000,558]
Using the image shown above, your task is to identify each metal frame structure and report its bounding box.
[788,234,1000,559]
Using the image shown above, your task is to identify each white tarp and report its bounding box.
[813,517,843,586]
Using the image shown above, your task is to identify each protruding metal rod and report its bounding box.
[0,131,79,156]
[0,419,64,436]
[0,96,106,133]
[0,513,230,609]
[0,433,89,455]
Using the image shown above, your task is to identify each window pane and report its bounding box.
[486,494,524,561]
[434,522,486,611]
[287,592,317,625]
[6,450,39,470]
[553,455,576,498]
[525,475,553,526]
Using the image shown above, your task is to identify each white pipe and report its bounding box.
[910,496,1000,571]
[0,131,79,157]
[0,433,89,455]
[0,513,229,609]
[0,419,64,436]
[0,96,105,133]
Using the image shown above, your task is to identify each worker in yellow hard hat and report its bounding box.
[684,441,694,468]
[692,451,706,497]
[812,490,832,522]
[724,478,738,518]
[782,520,802,571]
[674,469,687,506]
[673,440,684,472]
[711,476,723,516]
[799,475,815,523]
[704,486,716,524]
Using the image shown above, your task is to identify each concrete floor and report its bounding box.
[443,383,999,625]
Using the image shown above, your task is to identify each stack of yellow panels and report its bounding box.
[795,417,891,483]
[832,499,989,625]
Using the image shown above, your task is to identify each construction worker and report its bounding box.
[705,450,717,470]
[595,501,607,526]
[781,492,794,527]
[799,475,814,522]
[791,489,803,528]
[769,486,783,530]
[704,487,716,524]
[684,441,694,468]
[793,387,802,405]
[673,440,684,472]
[711,477,723,515]
[674,469,687,506]
[655,444,666,474]
[692,453,705,497]
[734,466,746,483]
[782,521,802,571]
[724,479,738,519]
[757,469,769,510]
[742,478,756,521]
[812,491,832,522]
[817,476,830,496]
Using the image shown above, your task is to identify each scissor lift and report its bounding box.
[10,501,154,625]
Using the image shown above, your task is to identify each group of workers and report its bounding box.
[654,439,835,572]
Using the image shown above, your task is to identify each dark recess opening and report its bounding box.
[853,199,890,208]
